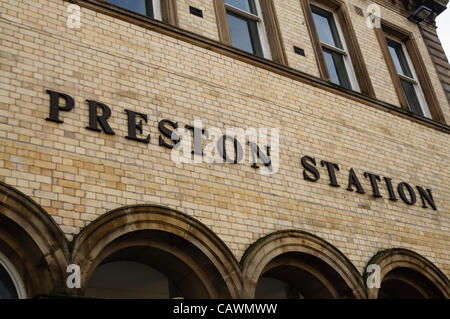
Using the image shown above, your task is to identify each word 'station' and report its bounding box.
[301,155,437,210]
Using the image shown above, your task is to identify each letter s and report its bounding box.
[301,155,320,182]
[159,119,179,149]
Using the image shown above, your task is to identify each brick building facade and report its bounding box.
[0,0,449,298]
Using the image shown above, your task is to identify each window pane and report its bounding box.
[400,79,424,116]
[323,49,351,89]
[225,0,257,15]
[311,6,342,49]
[227,12,263,57]
[388,45,403,74]
[0,264,18,299]
[386,38,412,77]
[108,0,154,18]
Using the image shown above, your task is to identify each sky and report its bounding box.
[436,8,450,58]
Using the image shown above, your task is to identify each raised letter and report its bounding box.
[218,135,243,164]
[347,168,366,194]
[185,124,208,155]
[46,90,75,123]
[301,156,320,182]
[397,182,416,205]
[384,177,398,201]
[364,172,382,198]
[248,141,271,169]
[416,186,436,210]
[125,110,150,143]
[85,100,115,135]
[321,160,340,187]
[158,119,179,149]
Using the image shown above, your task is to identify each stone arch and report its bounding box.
[71,205,242,298]
[0,181,70,297]
[365,248,449,299]
[241,230,366,298]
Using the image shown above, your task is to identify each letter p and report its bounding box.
[46,90,75,123]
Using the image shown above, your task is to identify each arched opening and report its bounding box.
[84,230,223,298]
[0,182,69,297]
[254,252,354,298]
[242,231,366,299]
[378,267,445,299]
[366,249,449,299]
[73,205,242,299]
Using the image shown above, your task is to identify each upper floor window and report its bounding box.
[214,0,287,64]
[301,0,374,97]
[386,38,430,118]
[107,0,162,21]
[374,20,445,123]
[310,4,357,90]
[223,0,270,58]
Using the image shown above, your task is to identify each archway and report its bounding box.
[0,182,69,298]
[241,230,366,299]
[72,205,242,299]
[365,249,449,299]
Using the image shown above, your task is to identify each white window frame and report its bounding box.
[224,0,272,59]
[0,251,27,299]
[153,0,162,21]
[386,36,431,118]
[310,2,360,92]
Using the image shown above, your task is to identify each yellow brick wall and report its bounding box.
[177,0,220,41]
[0,0,449,278]
[346,0,401,107]
[273,0,320,77]
[174,0,450,120]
